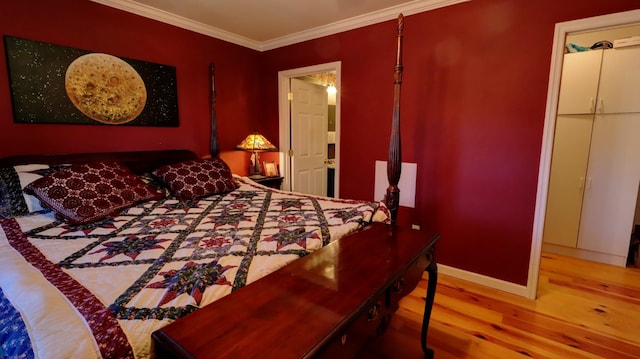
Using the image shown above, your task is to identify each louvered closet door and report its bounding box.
[543,115,594,247]
[577,113,640,263]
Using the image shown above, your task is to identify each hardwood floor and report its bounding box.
[357,252,640,358]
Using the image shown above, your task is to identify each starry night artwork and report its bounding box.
[3,36,179,126]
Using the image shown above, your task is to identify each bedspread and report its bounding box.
[0,177,388,358]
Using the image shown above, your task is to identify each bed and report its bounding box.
[0,14,438,359]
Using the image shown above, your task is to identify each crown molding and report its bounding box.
[260,0,470,51]
[90,0,263,50]
[91,0,470,52]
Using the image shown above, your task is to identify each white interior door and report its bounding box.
[557,50,603,115]
[598,46,640,114]
[543,114,594,247]
[577,113,640,261]
[290,78,328,196]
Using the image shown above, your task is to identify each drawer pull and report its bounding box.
[367,302,381,321]
[393,278,404,292]
[341,334,347,345]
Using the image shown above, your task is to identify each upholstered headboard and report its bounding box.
[0,150,198,174]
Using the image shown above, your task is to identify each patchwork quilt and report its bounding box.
[0,177,388,358]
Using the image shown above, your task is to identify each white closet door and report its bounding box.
[543,115,593,247]
[578,113,640,260]
[598,46,640,114]
[557,50,603,115]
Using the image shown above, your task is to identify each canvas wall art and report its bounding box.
[4,36,179,126]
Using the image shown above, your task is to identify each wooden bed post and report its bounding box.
[209,63,220,157]
[386,14,404,226]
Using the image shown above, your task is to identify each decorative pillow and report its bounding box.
[152,157,238,200]
[0,164,67,218]
[24,162,164,224]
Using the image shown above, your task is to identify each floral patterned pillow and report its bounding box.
[152,157,238,200]
[24,162,164,224]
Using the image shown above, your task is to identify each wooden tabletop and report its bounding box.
[152,223,439,358]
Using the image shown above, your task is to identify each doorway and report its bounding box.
[529,9,640,299]
[277,62,341,197]
[543,24,640,266]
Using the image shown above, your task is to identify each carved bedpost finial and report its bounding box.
[386,13,404,227]
[394,14,404,85]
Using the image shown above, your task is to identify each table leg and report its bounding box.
[421,255,438,358]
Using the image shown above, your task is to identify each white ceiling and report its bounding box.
[91,0,468,51]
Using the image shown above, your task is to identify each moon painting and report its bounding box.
[4,36,178,127]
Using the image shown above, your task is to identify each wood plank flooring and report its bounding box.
[356,252,640,358]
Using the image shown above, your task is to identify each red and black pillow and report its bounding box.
[152,157,238,200]
[25,161,164,224]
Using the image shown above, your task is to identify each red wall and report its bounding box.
[0,0,265,168]
[262,0,639,284]
[2,0,638,285]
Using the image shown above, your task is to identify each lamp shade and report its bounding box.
[236,132,278,177]
[236,132,277,152]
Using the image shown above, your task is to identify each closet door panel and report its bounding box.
[557,50,603,115]
[598,46,640,114]
[543,115,593,247]
[578,113,640,257]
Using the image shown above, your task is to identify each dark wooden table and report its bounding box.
[152,223,439,358]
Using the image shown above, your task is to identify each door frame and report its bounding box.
[277,61,341,196]
[530,9,640,299]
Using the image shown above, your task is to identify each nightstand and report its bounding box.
[250,176,284,190]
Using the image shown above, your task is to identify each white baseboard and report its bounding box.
[435,264,530,298]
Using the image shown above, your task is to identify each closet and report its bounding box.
[543,44,640,266]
